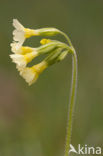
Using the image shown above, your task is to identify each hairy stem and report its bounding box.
[64,49,77,156]
[58,30,77,156]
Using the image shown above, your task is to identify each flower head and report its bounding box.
[12,19,61,46]
[19,61,48,85]
[13,19,39,45]
[10,19,70,85]
[10,51,38,68]
[10,42,36,54]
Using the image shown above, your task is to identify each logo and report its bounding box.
[69,144,102,155]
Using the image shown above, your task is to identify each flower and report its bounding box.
[12,19,61,46]
[10,42,36,54]
[13,19,39,45]
[19,61,48,85]
[10,19,70,85]
[10,51,38,68]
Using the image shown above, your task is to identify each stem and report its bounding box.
[59,31,73,47]
[58,31,77,156]
[64,50,77,156]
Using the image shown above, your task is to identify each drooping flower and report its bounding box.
[10,51,38,68]
[13,19,39,45]
[10,42,36,54]
[19,61,48,85]
[10,19,70,85]
[12,19,61,46]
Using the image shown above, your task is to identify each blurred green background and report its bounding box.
[0,0,103,155]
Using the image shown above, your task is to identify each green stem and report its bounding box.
[64,50,77,156]
[59,31,77,156]
[59,31,73,47]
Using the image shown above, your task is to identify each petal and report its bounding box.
[13,31,25,44]
[13,19,24,31]
[10,54,26,67]
[10,42,21,53]
[20,68,38,85]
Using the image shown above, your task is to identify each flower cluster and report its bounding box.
[10,19,70,85]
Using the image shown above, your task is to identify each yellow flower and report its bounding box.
[10,19,70,85]
[12,19,61,45]
[10,42,36,54]
[13,19,39,45]
[19,61,48,85]
[10,51,38,68]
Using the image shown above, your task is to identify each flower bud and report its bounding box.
[40,38,51,45]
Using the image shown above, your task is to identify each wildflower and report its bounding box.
[10,19,78,156]
[10,42,36,54]
[12,19,61,45]
[13,19,39,45]
[18,48,65,85]
[10,51,38,68]
[10,19,72,85]
[20,61,48,85]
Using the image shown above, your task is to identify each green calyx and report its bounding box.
[37,28,60,36]
[37,40,70,54]
[44,47,69,66]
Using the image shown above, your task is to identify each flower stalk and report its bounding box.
[64,49,77,156]
[57,31,78,156]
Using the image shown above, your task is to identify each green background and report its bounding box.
[0,0,103,155]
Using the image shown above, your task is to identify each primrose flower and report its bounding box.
[13,19,39,45]
[12,19,61,45]
[10,42,36,54]
[19,61,48,85]
[10,19,71,85]
[10,51,38,68]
